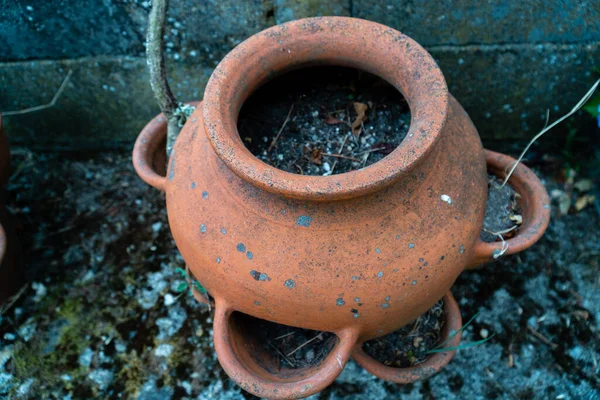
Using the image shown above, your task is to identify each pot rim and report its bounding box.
[203,16,448,201]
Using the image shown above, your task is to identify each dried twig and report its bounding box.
[268,104,294,153]
[501,79,600,187]
[286,332,323,357]
[355,147,386,156]
[482,225,518,236]
[3,70,72,116]
[485,367,517,399]
[323,153,361,162]
[268,343,296,367]
[329,134,349,175]
[527,326,558,349]
[274,331,295,340]
[147,0,194,158]
[0,285,28,316]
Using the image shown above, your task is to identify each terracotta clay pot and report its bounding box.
[134,17,550,399]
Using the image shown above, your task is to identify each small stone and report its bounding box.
[31,282,46,302]
[441,194,452,204]
[79,347,94,368]
[88,369,113,391]
[163,293,175,306]
[480,328,489,339]
[17,319,36,342]
[154,343,174,358]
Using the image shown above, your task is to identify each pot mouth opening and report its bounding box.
[203,17,448,201]
[238,66,412,178]
[228,311,338,376]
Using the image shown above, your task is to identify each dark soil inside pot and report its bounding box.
[481,174,522,243]
[237,66,411,176]
[238,313,337,370]
[362,300,444,368]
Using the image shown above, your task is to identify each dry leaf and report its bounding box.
[572,310,589,320]
[565,168,577,186]
[324,114,344,125]
[557,192,571,215]
[310,148,323,165]
[373,142,396,155]
[574,194,595,212]
[351,102,368,136]
[574,179,593,192]
[509,214,523,225]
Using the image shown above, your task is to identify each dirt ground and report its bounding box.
[0,147,598,400]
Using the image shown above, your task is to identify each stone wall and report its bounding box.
[1,0,598,151]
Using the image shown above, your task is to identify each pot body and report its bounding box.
[166,95,486,340]
[134,17,550,397]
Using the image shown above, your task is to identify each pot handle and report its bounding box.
[212,298,359,399]
[132,113,168,192]
[466,150,550,269]
[352,292,462,383]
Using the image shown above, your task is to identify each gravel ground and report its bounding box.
[0,149,598,400]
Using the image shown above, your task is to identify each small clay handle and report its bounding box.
[352,292,462,383]
[212,298,359,399]
[132,113,169,192]
[467,150,550,269]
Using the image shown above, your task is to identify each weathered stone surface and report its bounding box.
[0,0,599,150]
[0,0,144,60]
[0,0,269,65]
[430,42,600,143]
[353,0,600,46]
[128,0,270,68]
[0,57,210,149]
[1,41,597,150]
[273,0,350,24]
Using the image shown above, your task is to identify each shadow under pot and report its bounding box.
[133,17,550,399]
[0,115,22,303]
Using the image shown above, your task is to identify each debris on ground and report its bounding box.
[0,149,597,399]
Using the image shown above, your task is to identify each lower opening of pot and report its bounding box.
[229,311,338,375]
[362,299,445,368]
